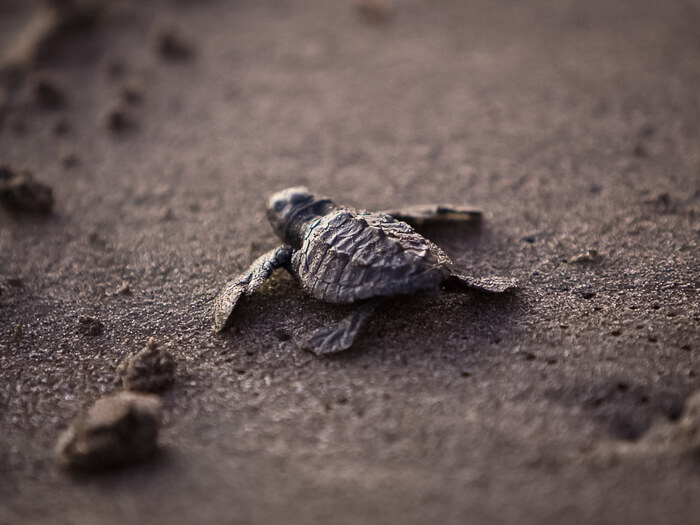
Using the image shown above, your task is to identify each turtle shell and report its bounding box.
[291,208,453,304]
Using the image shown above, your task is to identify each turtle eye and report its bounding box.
[290,193,309,205]
[274,200,285,212]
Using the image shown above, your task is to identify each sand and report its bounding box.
[1,0,698,523]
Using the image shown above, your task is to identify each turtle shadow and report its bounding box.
[0,209,63,226]
[215,286,522,364]
[287,288,524,364]
[60,445,175,485]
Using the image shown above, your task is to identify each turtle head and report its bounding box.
[267,186,316,243]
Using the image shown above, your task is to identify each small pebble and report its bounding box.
[76,316,104,336]
[54,392,161,471]
[88,230,107,247]
[117,337,175,393]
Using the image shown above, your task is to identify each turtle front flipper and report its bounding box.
[380,204,482,228]
[212,245,293,332]
[302,301,379,355]
[445,273,518,294]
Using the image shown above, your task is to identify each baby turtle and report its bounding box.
[212,187,516,355]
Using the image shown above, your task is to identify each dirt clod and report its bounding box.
[117,337,176,393]
[633,144,647,157]
[113,280,132,296]
[670,392,700,453]
[53,116,70,135]
[356,0,392,26]
[105,57,127,78]
[155,28,195,61]
[0,165,54,214]
[599,390,700,461]
[643,191,672,211]
[76,316,104,336]
[569,249,601,264]
[60,152,79,168]
[6,277,23,287]
[54,392,162,471]
[60,145,79,167]
[104,100,136,132]
[31,75,66,110]
[120,77,144,104]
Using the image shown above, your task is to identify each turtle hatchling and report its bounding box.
[212,187,517,355]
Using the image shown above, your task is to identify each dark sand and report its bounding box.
[1,0,699,523]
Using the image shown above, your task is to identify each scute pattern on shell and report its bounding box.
[292,209,452,303]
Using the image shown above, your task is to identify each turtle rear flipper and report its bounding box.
[212,245,293,332]
[444,273,518,294]
[302,301,379,355]
[381,204,482,228]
